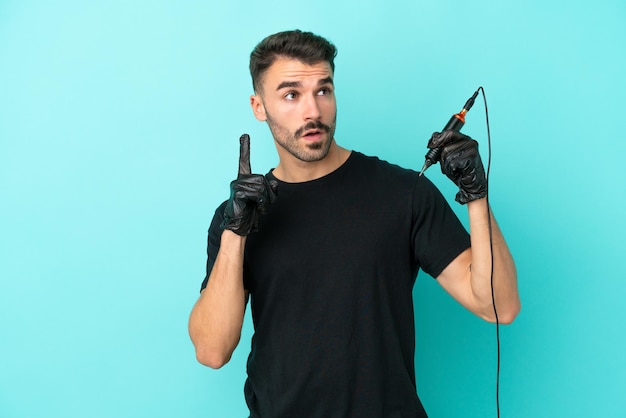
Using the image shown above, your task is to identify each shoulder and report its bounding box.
[353,153,454,221]
[208,200,228,231]
[350,151,436,190]
[350,151,411,175]
[213,200,228,218]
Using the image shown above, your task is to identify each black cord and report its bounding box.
[477,86,500,418]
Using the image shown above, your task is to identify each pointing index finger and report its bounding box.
[238,133,251,177]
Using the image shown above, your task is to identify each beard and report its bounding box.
[265,111,337,163]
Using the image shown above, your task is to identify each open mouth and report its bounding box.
[302,129,322,139]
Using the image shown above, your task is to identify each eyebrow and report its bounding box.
[276,77,334,91]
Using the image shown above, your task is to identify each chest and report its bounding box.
[244,186,414,296]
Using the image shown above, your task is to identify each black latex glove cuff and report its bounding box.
[427,130,487,204]
[220,174,278,236]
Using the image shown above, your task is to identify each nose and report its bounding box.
[302,93,321,121]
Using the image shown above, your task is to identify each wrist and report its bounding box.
[467,197,488,209]
[467,198,491,227]
[220,229,247,254]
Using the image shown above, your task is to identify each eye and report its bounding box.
[284,92,297,100]
[317,87,333,96]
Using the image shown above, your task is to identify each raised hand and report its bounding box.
[427,130,487,204]
[221,134,278,235]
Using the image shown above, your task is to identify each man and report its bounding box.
[188,29,520,417]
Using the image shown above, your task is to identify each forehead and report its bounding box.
[261,57,333,89]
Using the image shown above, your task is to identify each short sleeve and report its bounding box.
[200,201,227,292]
[411,175,471,278]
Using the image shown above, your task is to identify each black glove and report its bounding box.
[220,134,278,236]
[427,130,487,204]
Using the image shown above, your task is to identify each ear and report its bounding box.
[250,94,267,122]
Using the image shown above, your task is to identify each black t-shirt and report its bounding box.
[202,152,470,418]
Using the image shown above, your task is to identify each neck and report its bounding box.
[273,141,351,183]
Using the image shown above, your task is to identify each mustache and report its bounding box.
[294,121,331,138]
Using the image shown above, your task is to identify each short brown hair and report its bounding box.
[249,30,337,93]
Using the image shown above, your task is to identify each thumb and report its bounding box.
[428,130,471,149]
[268,179,278,193]
[426,131,445,149]
[238,133,251,178]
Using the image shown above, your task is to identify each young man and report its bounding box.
[189,30,520,417]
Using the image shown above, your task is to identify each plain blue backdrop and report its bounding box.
[1,0,625,417]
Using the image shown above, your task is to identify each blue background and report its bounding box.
[1,1,625,417]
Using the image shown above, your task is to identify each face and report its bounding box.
[250,58,337,163]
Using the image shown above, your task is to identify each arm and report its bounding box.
[426,130,520,323]
[437,198,520,323]
[188,134,277,368]
[188,230,248,369]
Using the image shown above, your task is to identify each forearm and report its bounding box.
[467,198,520,323]
[188,230,247,368]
